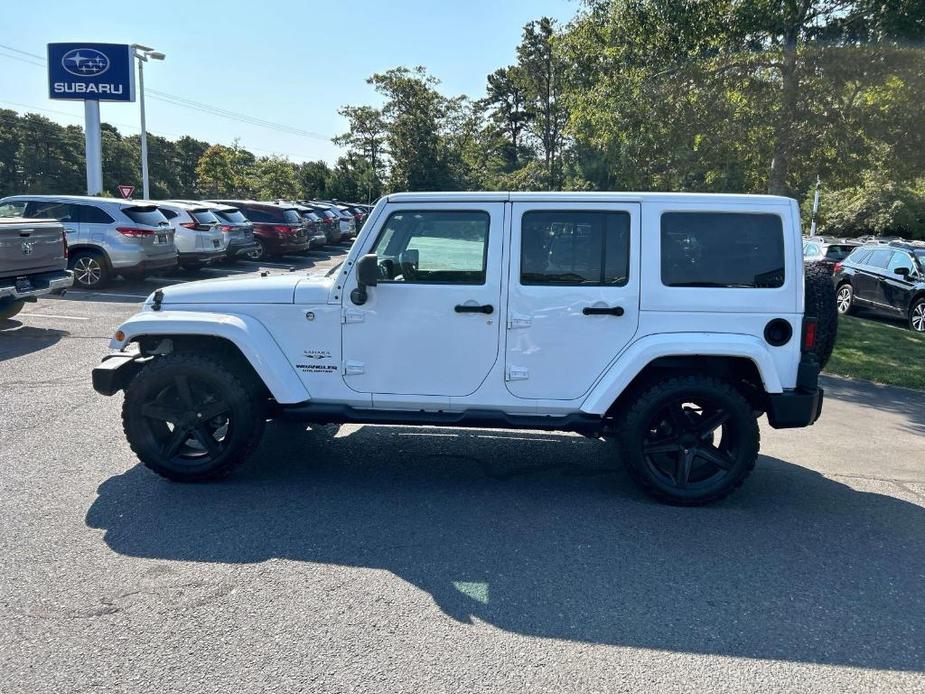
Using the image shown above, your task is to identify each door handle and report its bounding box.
[455,304,494,314]
[583,306,624,316]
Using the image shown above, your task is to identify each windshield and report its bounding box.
[191,210,220,225]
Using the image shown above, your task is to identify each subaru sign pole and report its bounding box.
[47,43,135,195]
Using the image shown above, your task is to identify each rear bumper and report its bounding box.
[134,255,179,274]
[309,233,327,248]
[178,249,224,264]
[226,239,260,258]
[766,357,824,429]
[0,269,72,301]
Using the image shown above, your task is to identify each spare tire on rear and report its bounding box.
[803,262,838,369]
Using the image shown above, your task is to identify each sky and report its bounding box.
[0,0,578,164]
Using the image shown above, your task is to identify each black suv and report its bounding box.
[833,242,925,332]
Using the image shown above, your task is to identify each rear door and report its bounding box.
[74,203,114,246]
[854,248,891,307]
[505,202,641,400]
[121,205,175,257]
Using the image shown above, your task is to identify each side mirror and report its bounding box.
[350,254,379,305]
[894,267,911,277]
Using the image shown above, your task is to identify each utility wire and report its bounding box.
[0,43,331,141]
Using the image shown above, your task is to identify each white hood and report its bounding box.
[147,273,334,305]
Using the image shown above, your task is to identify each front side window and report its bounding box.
[521,211,630,285]
[661,212,785,288]
[887,252,915,275]
[0,200,26,218]
[372,210,490,284]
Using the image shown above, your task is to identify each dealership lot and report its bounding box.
[1,249,924,692]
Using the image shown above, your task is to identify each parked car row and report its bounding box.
[0,194,369,289]
[829,239,925,332]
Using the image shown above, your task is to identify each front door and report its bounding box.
[342,203,504,397]
[506,202,641,400]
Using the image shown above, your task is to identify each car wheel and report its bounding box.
[122,352,266,482]
[910,298,925,333]
[69,250,109,289]
[617,375,760,505]
[836,283,856,316]
[244,239,266,261]
[0,298,25,321]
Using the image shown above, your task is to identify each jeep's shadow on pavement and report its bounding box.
[86,423,925,672]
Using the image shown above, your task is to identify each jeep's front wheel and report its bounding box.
[122,353,265,482]
[617,376,760,505]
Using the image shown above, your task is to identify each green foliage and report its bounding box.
[813,173,925,239]
[828,314,925,390]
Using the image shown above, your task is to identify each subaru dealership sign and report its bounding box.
[47,43,135,101]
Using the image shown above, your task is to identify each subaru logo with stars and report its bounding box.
[61,48,110,77]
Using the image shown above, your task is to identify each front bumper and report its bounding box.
[0,269,72,301]
[766,357,824,429]
[92,353,147,396]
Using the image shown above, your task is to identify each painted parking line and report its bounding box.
[143,277,185,285]
[67,290,151,299]
[19,312,91,321]
[199,267,249,274]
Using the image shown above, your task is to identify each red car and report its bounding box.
[207,200,311,260]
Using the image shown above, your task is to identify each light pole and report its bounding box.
[132,44,165,199]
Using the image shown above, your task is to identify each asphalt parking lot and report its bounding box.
[1,246,923,693]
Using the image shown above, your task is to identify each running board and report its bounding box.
[279,404,603,435]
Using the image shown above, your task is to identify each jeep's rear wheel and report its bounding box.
[804,263,838,368]
[617,376,760,505]
[122,353,265,482]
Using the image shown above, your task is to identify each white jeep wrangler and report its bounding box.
[94,192,831,505]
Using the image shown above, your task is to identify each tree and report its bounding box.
[251,155,300,200]
[813,172,925,239]
[194,141,256,197]
[368,66,455,191]
[174,136,210,197]
[483,66,531,170]
[516,18,569,189]
[334,106,387,182]
[297,160,332,199]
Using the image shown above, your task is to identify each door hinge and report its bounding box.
[343,360,365,376]
[505,365,529,381]
[507,313,531,329]
[342,309,365,324]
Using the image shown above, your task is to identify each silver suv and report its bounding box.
[154,201,226,270]
[0,195,178,289]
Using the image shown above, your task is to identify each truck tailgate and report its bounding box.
[0,218,65,277]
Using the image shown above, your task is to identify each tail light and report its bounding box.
[116,226,155,237]
[272,224,296,234]
[220,225,234,232]
[181,222,213,232]
[833,261,843,274]
[62,230,68,258]
[802,318,817,352]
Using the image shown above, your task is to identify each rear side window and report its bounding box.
[241,207,275,223]
[123,206,168,226]
[521,211,630,285]
[661,212,785,288]
[77,205,114,224]
[866,249,892,268]
[803,243,821,258]
[847,248,872,265]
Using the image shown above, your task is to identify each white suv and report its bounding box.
[93,192,830,505]
[153,201,226,270]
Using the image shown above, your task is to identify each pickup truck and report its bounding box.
[0,217,72,321]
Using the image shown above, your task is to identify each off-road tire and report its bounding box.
[0,298,25,321]
[122,352,266,482]
[617,375,760,506]
[804,262,838,369]
[69,249,110,289]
